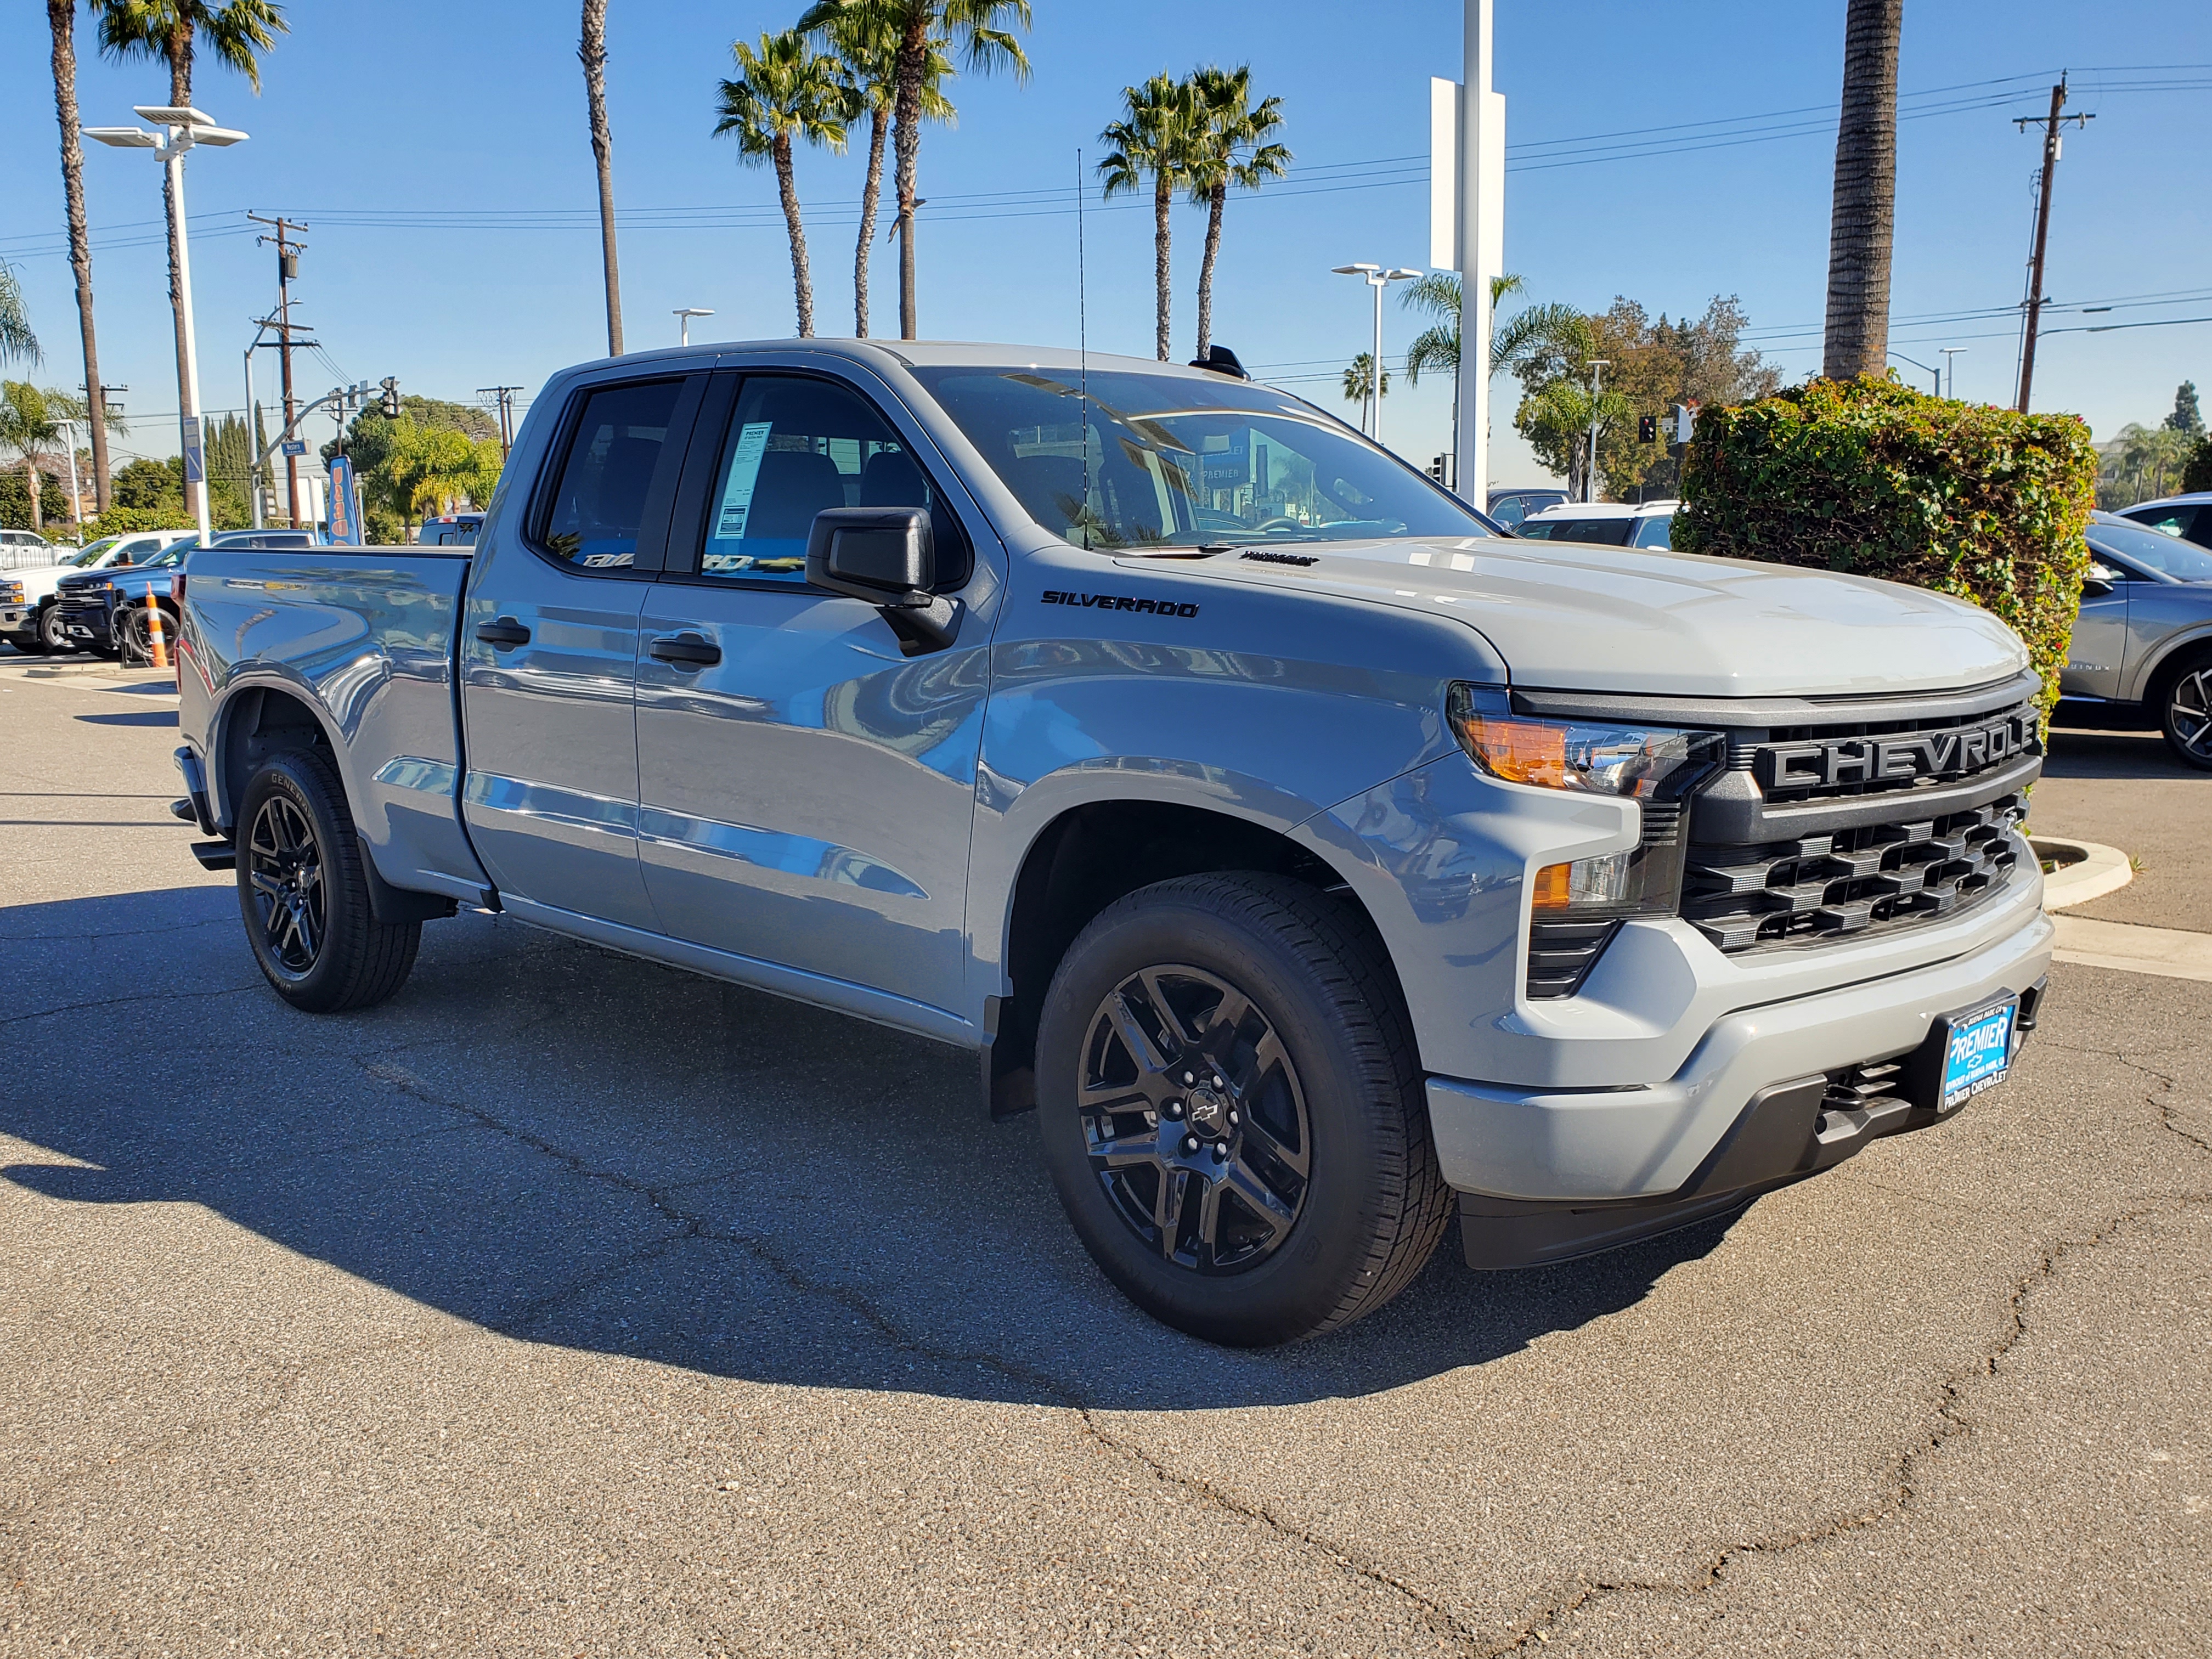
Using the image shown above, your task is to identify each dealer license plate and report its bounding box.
[1940,998,2018,1111]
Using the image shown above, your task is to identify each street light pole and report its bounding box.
[674,307,715,347]
[84,106,247,544]
[1584,359,1610,503]
[1331,264,1423,444]
[1941,346,1967,399]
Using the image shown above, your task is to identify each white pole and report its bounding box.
[1455,0,1493,507]
[244,342,262,529]
[1370,277,1385,442]
[166,138,211,543]
[61,420,85,538]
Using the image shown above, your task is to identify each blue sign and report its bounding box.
[281,439,307,458]
[326,455,362,546]
[180,414,204,485]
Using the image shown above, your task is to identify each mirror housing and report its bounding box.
[806,507,963,656]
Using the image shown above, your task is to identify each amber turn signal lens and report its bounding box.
[1455,714,1573,790]
[1530,861,1575,911]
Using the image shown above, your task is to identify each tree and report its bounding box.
[716,32,857,340]
[810,7,952,338]
[49,0,112,512]
[1100,75,1199,363]
[799,1,1032,341]
[0,382,66,531]
[377,420,503,531]
[95,0,286,523]
[0,262,36,369]
[112,455,181,511]
[1341,353,1388,409]
[1516,377,1630,504]
[2166,381,2204,436]
[1821,0,1900,380]
[1402,273,1588,386]
[579,0,623,356]
[1583,296,1780,499]
[1184,65,1289,361]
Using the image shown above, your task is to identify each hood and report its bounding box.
[1133,536,2029,699]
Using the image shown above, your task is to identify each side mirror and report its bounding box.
[2082,560,2123,599]
[806,506,963,656]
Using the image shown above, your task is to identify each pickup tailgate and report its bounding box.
[179,546,488,900]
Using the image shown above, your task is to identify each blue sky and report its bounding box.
[2,0,2207,489]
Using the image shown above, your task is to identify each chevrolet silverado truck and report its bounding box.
[170,342,2053,1346]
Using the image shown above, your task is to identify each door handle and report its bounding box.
[476,616,531,648]
[650,631,721,667]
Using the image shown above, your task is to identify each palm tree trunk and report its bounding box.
[893,13,930,341]
[855,105,888,338]
[580,0,624,356]
[1195,183,1225,359]
[26,461,44,533]
[49,1,110,514]
[1152,176,1173,362]
[774,137,814,338]
[1821,0,1900,380]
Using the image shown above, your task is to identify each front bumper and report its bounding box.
[1427,901,2054,1215]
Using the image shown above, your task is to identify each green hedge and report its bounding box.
[1674,376,2098,728]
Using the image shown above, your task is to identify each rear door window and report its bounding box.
[2125,504,2202,546]
[536,379,687,570]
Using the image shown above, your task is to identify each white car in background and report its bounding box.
[1514,499,1679,548]
[0,530,197,655]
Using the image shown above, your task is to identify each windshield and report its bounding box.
[908,365,1496,549]
[67,539,121,566]
[133,544,191,571]
[2092,518,2212,582]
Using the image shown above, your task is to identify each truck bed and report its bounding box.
[178,546,486,903]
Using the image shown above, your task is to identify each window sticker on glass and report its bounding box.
[713,422,774,539]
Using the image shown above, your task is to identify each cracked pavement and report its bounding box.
[2,664,2207,1656]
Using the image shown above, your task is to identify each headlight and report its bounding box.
[1,581,21,604]
[1449,684,1722,921]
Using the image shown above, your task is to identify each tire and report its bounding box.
[38,602,71,652]
[1035,873,1453,1347]
[235,746,421,1013]
[120,603,175,665]
[2158,650,2212,771]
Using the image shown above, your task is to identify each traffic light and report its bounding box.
[1638,414,1658,445]
[1428,454,1447,484]
[379,377,400,419]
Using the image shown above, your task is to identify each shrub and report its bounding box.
[82,503,200,537]
[1674,376,2097,728]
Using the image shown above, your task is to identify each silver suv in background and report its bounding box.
[1516,498,1678,549]
[2061,509,2212,768]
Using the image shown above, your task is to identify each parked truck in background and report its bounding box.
[169,341,2053,1346]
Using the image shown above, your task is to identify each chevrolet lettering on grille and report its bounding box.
[1753,708,2040,792]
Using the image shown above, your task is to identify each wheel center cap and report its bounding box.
[1186,1085,1228,1135]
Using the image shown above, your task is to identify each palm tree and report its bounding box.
[1184,65,1288,362]
[95,0,286,521]
[47,2,111,513]
[1342,353,1388,414]
[798,1,1032,341]
[579,0,623,356]
[0,264,36,370]
[811,7,952,338]
[1821,0,1900,380]
[1100,75,1199,363]
[716,33,857,340]
[0,382,67,532]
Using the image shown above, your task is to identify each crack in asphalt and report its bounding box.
[0,983,259,1030]
[1488,1188,2212,1654]
[355,1057,1491,1652]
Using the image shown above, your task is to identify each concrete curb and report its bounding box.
[2052,915,2212,983]
[2032,837,2134,912]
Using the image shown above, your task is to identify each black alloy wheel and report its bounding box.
[2163,654,2212,771]
[121,603,172,665]
[37,602,70,652]
[1078,964,1311,1274]
[1036,873,1453,1347]
[247,793,326,977]
[235,746,422,1012]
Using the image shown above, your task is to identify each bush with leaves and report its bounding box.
[1675,376,2097,729]
[82,503,200,537]
[2184,436,2212,494]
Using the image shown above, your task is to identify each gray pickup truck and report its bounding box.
[171,341,2054,1346]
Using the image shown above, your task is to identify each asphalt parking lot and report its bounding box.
[2,658,2206,1657]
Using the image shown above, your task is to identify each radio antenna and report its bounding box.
[1077,146,1091,544]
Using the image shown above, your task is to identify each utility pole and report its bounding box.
[249,213,311,525]
[477,385,522,457]
[2013,78,2091,413]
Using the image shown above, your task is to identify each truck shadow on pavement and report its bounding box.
[1,886,1739,1410]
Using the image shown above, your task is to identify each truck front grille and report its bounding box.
[1743,696,2040,804]
[58,589,108,623]
[1680,794,2025,953]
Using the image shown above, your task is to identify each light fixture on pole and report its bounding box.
[1940,347,1967,399]
[1889,349,1942,396]
[83,105,248,543]
[1331,264,1423,443]
[674,307,715,347]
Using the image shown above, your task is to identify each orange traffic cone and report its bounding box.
[143,588,170,672]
